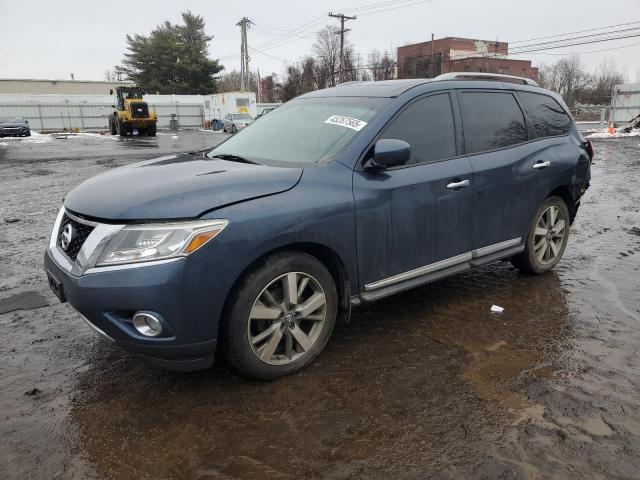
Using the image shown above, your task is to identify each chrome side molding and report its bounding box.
[364,237,522,291]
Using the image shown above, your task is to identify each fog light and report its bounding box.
[132,312,163,337]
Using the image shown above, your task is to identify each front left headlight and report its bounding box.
[96,219,228,266]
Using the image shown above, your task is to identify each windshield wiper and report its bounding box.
[210,153,257,165]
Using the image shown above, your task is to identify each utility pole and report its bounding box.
[329,12,356,84]
[237,17,253,91]
[430,33,435,78]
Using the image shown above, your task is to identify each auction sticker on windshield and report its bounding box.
[324,115,367,131]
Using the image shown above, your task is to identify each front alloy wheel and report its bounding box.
[222,252,337,380]
[248,272,327,365]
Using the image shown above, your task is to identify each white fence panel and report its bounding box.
[0,102,204,132]
[611,83,640,125]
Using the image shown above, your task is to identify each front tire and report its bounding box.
[116,119,127,137]
[110,117,117,135]
[221,252,338,380]
[512,196,570,274]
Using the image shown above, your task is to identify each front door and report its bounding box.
[353,92,475,293]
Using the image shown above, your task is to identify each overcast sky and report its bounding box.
[1,0,639,82]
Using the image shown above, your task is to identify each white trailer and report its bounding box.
[206,91,257,122]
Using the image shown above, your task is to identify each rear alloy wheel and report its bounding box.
[512,196,570,274]
[222,252,337,379]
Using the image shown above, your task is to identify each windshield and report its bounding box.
[232,113,253,120]
[209,97,389,167]
[0,117,24,123]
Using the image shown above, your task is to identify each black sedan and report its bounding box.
[0,117,31,137]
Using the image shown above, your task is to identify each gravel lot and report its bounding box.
[1,130,639,479]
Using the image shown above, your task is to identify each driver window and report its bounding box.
[380,93,456,165]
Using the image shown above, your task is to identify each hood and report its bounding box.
[64,153,302,221]
[0,123,27,128]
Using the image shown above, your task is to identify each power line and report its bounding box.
[510,26,640,52]
[356,0,434,16]
[510,20,640,45]
[509,39,640,56]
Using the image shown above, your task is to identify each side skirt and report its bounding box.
[355,238,523,305]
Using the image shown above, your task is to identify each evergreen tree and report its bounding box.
[119,12,223,94]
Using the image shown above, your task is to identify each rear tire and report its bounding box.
[512,196,570,274]
[231,124,237,134]
[147,124,156,136]
[221,252,338,380]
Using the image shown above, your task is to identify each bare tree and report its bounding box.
[280,63,304,102]
[367,49,396,81]
[218,69,258,93]
[590,59,626,104]
[313,25,343,87]
[342,47,361,81]
[539,55,626,106]
[301,56,317,92]
[104,67,125,81]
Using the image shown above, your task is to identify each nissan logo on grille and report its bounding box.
[60,223,74,251]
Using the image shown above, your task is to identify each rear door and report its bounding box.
[516,91,577,200]
[354,92,476,292]
[457,90,541,250]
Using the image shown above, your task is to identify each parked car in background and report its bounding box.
[222,113,254,133]
[45,73,592,380]
[0,117,30,137]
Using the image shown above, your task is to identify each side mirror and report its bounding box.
[365,139,411,171]
[109,89,113,95]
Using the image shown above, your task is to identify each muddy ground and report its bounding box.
[1,131,639,479]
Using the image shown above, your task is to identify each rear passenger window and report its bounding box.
[460,92,528,153]
[519,92,572,138]
[381,93,456,165]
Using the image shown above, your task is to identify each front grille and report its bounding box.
[130,102,149,118]
[57,213,95,261]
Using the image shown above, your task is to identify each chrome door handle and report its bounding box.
[533,160,551,169]
[446,179,470,190]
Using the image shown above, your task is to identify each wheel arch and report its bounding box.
[223,242,353,326]
[547,185,576,222]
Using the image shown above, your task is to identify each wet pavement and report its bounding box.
[1,131,639,479]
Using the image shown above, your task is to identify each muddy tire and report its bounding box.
[221,252,338,380]
[512,196,570,274]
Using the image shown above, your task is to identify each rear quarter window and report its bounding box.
[519,91,572,138]
[459,92,528,154]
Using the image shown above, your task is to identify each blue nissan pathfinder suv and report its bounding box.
[45,73,592,379]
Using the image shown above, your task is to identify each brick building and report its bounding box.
[397,37,538,81]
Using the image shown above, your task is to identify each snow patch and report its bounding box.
[586,129,640,139]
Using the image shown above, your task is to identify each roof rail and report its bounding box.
[434,72,539,87]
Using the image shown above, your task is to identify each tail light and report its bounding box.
[582,139,594,163]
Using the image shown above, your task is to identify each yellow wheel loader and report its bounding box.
[108,86,158,137]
